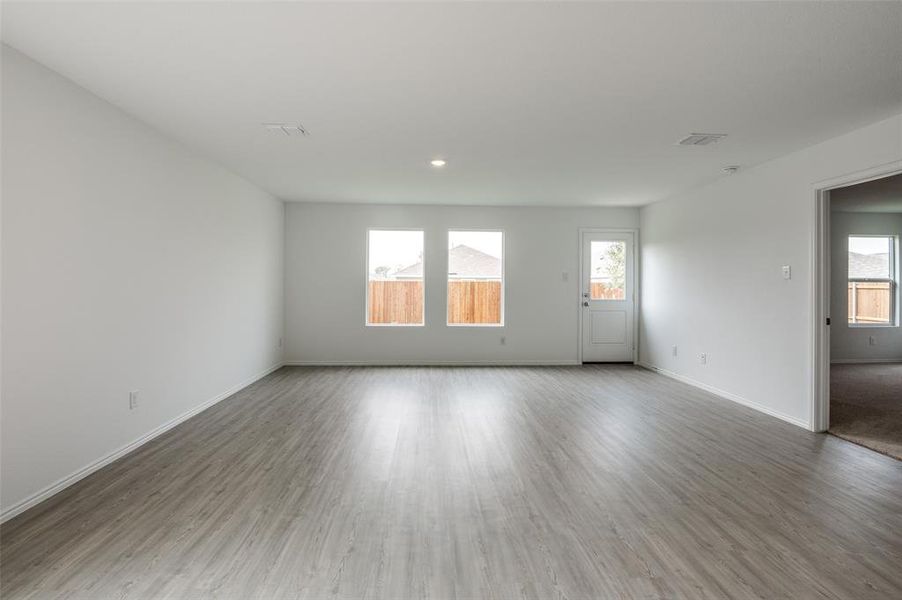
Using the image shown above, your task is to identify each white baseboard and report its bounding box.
[830,358,902,364]
[284,360,581,366]
[0,362,284,524]
[637,361,811,430]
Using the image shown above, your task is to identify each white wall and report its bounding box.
[1,47,285,518]
[285,203,638,364]
[830,210,902,362]
[639,114,902,429]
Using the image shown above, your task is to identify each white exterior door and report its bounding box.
[581,231,635,362]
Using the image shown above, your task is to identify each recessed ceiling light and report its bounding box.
[430,159,447,167]
[722,165,740,174]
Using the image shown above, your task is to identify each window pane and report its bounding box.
[367,230,424,325]
[448,231,503,325]
[590,241,626,300]
[848,236,891,279]
[848,281,891,324]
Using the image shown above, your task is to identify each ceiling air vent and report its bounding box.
[263,123,310,137]
[677,133,727,146]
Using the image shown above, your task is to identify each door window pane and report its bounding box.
[447,231,503,325]
[367,230,424,325]
[590,241,626,300]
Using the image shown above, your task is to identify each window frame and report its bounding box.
[365,227,426,327]
[847,234,898,328]
[446,228,505,328]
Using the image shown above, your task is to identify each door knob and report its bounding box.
[583,301,589,307]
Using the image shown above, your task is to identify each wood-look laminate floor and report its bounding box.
[2,366,901,600]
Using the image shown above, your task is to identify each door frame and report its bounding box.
[578,228,640,364]
[810,160,902,432]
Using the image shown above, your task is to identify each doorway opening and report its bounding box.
[813,167,902,459]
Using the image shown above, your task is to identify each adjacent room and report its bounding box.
[829,174,902,459]
[1,2,901,599]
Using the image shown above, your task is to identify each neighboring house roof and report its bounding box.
[391,261,423,278]
[849,252,889,279]
[393,244,501,279]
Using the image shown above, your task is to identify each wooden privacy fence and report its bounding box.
[448,280,502,324]
[590,282,625,300]
[368,280,423,324]
[848,282,891,324]
[367,279,502,324]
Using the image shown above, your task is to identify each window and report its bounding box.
[590,241,626,300]
[367,230,424,326]
[847,235,897,326]
[447,230,503,326]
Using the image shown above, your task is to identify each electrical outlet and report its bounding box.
[279,337,283,347]
[781,265,791,280]
[699,353,707,365]
[129,390,139,410]
[672,345,678,357]
[500,336,507,345]
[561,271,569,282]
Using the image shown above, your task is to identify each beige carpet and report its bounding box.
[830,362,902,460]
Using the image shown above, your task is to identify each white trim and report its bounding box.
[810,160,902,433]
[830,358,902,364]
[810,187,832,432]
[577,228,640,364]
[0,362,284,524]
[284,360,579,366]
[638,362,810,430]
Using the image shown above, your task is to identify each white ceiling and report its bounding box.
[3,1,901,207]
[832,173,902,213]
